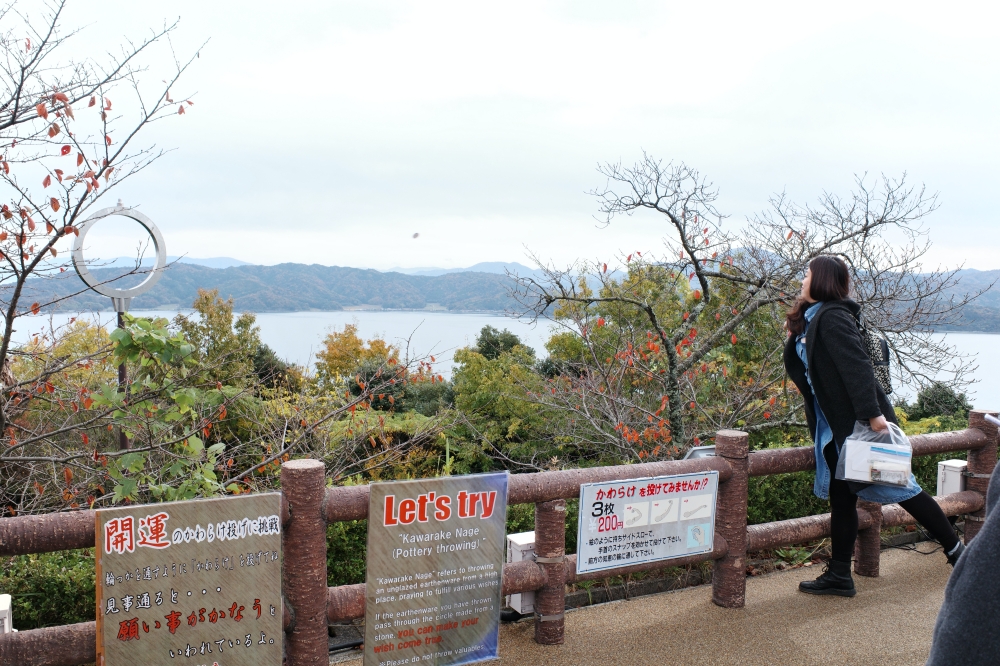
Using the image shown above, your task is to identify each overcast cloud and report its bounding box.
[61,0,1000,271]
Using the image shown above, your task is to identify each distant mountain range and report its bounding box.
[26,263,516,313]
[21,261,1000,332]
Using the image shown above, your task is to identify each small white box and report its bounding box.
[506,531,535,614]
[0,593,13,634]
[840,439,912,487]
[937,460,968,496]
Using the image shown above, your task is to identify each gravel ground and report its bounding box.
[495,545,951,666]
[331,545,952,665]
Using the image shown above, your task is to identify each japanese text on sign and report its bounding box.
[96,493,282,666]
[576,471,718,575]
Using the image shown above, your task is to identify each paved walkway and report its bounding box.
[497,545,951,666]
[333,545,952,665]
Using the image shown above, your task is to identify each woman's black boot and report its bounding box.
[798,559,856,597]
[946,541,965,567]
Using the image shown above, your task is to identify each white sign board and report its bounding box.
[576,471,719,575]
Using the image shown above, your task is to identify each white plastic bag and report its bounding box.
[835,421,912,487]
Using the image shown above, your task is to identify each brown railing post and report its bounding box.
[533,499,566,645]
[281,458,329,665]
[712,429,749,608]
[854,499,882,577]
[965,410,999,542]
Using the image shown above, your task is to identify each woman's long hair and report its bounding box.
[786,255,851,335]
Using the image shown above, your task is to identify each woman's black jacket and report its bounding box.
[782,299,897,446]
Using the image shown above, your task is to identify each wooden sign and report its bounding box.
[365,472,508,666]
[95,493,282,666]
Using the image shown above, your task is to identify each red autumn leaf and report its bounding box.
[82,433,89,445]
[597,317,605,327]
[178,105,186,115]
[46,222,53,234]
[731,334,738,344]
[60,145,71,156]
[30,302,39,315]
[430,355,436,362]
[689,401,696,409]
[1,161,8,175]
[83,397,93,409]
[50,198,59,212]
[715,312,721,320]
[627,254,632,262]
[88,95,96,107]
[104,97,112,110]
[682,312,690,320]
[0,231,7,240]
[42,174,51,188]
[770,396,776,406]
[104,135,112,146]
[35,103,47,119]
[689,328,697,338]
[26,218,34,231]
[602,263,608,273]
[53,92,69,104]
[54,168,63,182]
[764,412,771,419]
[787,230,794,240]
[692,290,702,300]
[186,100,194,105]
[76,153,84,166]
[47,124,60,138]
[104,166,114,182]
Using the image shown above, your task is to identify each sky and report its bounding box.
[56,0,1000,271]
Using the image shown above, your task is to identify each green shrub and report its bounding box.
[1,550,96,629]
[748,470,828,525]
[327,520,368,587]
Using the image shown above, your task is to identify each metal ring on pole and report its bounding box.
[70,205,167,313]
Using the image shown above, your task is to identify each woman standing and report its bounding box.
[783,255,964,597]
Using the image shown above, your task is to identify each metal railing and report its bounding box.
[0,409,996,665]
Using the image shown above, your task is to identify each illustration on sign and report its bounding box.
[576,471,719,575]
[95,493,282,666]
[365,472,508,666]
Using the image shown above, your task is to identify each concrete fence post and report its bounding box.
[712,429,749,608]
[533,499,566,645]
[965,410,999,543]
[281,459,329,665]
[854,499,882,577]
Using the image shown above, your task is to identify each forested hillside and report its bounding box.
[26,263,514,313]
[23,262,1000,330]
